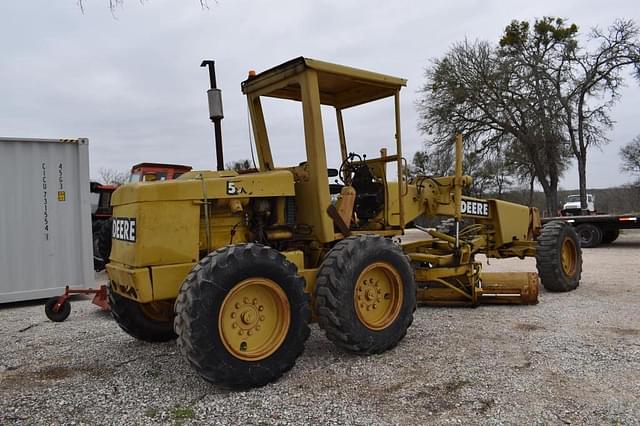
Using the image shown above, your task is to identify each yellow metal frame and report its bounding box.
[107,58,547,312]
[242,57,407,243]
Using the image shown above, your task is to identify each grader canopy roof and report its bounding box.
[241,57,407,109]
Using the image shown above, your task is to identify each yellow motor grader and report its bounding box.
[105,57,582,389]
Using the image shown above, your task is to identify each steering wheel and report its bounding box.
[338,153,363,185]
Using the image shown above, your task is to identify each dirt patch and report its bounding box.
[420,380,470,414]
[1,364,112,390]
[605,327,640,336]
[1,230,639,425]
[515,323,546,331]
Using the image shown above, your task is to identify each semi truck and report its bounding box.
[541,214,639,248]
[561,193,595,216]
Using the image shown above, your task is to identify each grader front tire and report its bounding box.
[174,244,310,389]
[536,220,582,292]
[315,235,416,354]
[109,289,177,342]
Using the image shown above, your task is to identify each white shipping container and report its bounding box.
[0,137,93,303]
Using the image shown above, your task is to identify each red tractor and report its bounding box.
[46,163,192,322]
[91,163,193,271]
[127,162,192,182]
[91,181,119,271]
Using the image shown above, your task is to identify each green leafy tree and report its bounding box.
[501,18,640,213]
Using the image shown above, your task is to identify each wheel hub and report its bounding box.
[365,288,377,301]
[240,308,257,325]
[218,278,290,361]
[560,237,577,276]
[354,262,403,330]
[232,298,266,332]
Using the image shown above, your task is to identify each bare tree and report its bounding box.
[77,0,210,14]
[98,167,129,185]
[419,17,640,214]
[411,143,514,198]
[78,0,121,14]
[410,145,453,178]
[417,38,570,214]
[620,135,640,178]
[225,159,253,172]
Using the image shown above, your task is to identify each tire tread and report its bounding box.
[315,235,416,354]
[536,221,583,292]
[174,244,310,389]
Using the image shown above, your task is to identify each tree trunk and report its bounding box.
[521,138,551,213]
[548,180,559,215]
[538,179,560,216]
[541,140,561,216]
[540,186,552,216]
[577,154,588,214]
[540,186,559,216]
[528,175,535,207]
[576,94,589,214]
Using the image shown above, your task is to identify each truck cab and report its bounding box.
[562,193,595,216]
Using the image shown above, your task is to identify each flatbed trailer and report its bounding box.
[541,214,640,248]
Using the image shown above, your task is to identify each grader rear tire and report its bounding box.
[315,235,416,354]
[109,289,177,342]
[601,228,620,244]
[536,220,582,292]
[174,244,310,389]
[97,219,113,265]
[92,219,106,272]
[575,223,602,248]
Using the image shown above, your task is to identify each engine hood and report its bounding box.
[111,169,295,206]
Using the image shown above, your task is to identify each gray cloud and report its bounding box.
[1,0,638,187]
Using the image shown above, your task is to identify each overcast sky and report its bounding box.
[1,0,638,189]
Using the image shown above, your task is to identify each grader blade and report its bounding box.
[477,272,539,305]
[416,272,539,306]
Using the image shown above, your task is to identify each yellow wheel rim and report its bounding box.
[353,262,403,331]
[218,278,290,361]
[561,237,577,276]
[139,301,174,322]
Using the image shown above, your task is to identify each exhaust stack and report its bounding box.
[201,60,224,171]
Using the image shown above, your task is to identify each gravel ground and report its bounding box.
[1,230,639,425]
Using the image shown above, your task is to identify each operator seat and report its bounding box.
[351,164,384,220]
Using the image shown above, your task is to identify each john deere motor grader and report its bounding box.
[106,57,582,389]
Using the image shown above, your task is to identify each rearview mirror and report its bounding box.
[328,168,338,178]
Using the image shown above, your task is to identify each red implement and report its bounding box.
[44,285,110,322]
